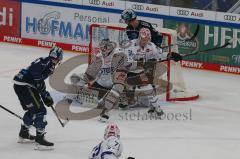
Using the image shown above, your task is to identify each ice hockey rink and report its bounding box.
[0,43,240,159]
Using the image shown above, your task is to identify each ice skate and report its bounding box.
[34,132,54,150]
[18,125,35,143]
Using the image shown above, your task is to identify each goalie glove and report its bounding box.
[168,52,183,62]
[70,73,87,87]
[41,91,54,107]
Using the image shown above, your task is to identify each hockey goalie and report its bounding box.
[69,28,182,121]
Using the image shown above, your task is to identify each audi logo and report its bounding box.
[89,0,100,5]
[177,10,189,16]
[132,4,144,11]
[224,15,237,21]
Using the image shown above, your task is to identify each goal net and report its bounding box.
[89,23,199,102]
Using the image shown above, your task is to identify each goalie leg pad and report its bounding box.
[99,70,127,110]
[85,55,103,81]
[101,89,120,110]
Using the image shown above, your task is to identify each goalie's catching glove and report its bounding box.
[168,52,183,62]
[41,91,54,107]
[70,73,88,87]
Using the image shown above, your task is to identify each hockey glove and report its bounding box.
[70,73,87,87]
[34,80,46,93]
[143,59,157,70]
[127,157,135,159]
[41,91,54,107]
[168,52,183,62]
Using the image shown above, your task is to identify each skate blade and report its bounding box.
[98,117,109,123]
[18,137,35,144]
[34,144,54,151]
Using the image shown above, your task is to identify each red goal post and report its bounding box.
[89,23,199,102]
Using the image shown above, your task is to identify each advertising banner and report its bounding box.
[21,2,162,47]
[169,7,216,21]
[48,0,82,4]
[125,1,169,15]
[164,20,240,73]
[0,0,21,37]
[83,0,125,10]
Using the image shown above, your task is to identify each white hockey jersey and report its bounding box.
[124,39,166,62]
[95,48,123,88]
[89,136,123,159]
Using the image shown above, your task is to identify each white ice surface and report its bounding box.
[0,43,240,159]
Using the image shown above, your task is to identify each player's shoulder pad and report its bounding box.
[120,40,132,49]
[140,20,152,28]
[41,57,52,66]
[31,57,49,66]
[147,42,156,46]
[129,39,138,46]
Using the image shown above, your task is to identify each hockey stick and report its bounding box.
[141,39,234,63]
[187,24,200,41]
[182,39,233,58]
[50,105,69,128]
[0,105,23,120]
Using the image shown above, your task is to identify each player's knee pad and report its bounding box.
[34,112,48,129]
[23,111,34,126]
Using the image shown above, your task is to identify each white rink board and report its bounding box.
[21,2,163,46]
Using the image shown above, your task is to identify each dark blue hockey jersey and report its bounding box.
[13,57,55,92]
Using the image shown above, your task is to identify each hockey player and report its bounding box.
[121,9,163,48]
[13,46,63,150]
[89,123,123,159]
[70,39,124,100]
[98,28,182,121]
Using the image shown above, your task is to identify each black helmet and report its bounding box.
[121,9,137,22]
[49,46,63,61]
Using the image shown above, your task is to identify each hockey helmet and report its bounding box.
[104,123,120,140]
[99,39,116,56]
[49,46,63,63]
[121,9,137,23]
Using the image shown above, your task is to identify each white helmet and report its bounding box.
[104,123,120,140]
[99,39,116,57]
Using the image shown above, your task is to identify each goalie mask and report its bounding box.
[104,123,120,140]
[139,28,151,47]
[99,39,116,57]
